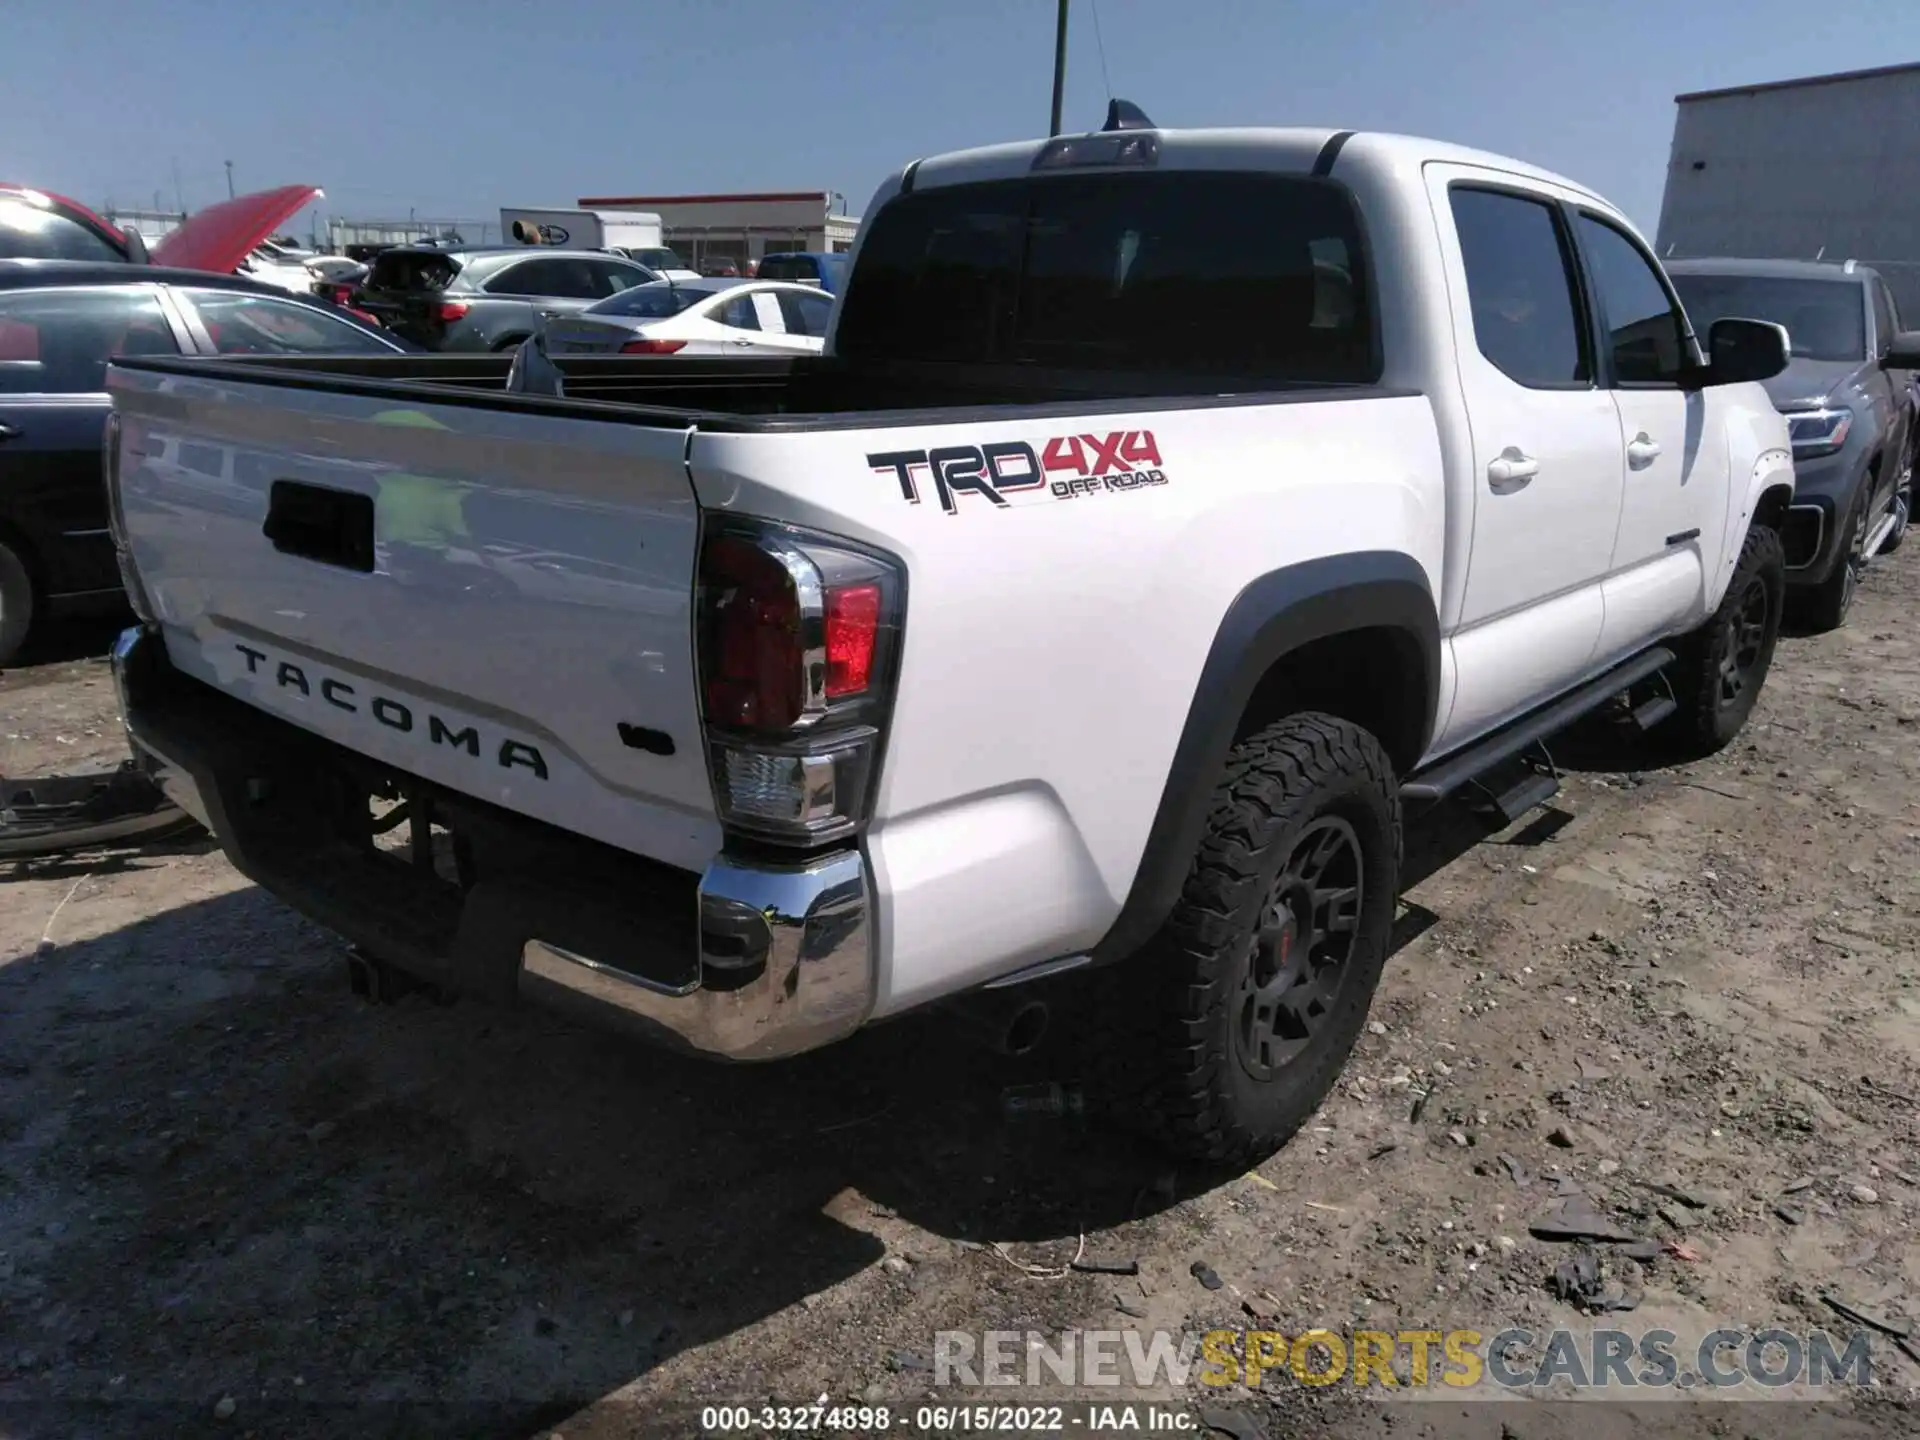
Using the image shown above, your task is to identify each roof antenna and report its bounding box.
[1089,0,1114,102]
[1102,98,1154,131]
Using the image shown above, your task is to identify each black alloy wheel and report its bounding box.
[1233,816,1364,1079]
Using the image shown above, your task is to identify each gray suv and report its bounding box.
[1669,258,1918,630]
[353,246,658,353]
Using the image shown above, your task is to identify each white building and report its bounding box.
[1656,61,1920,318]
[574,190,859,272]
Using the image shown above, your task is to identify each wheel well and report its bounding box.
[1235,627,1428,776]
[1752,482,1793,534]
[491,333,530,352]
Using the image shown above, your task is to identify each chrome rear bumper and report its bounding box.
[112,623,875,1062]
[519,850,873,1061]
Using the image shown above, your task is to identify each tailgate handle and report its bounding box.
[263,480,375,573]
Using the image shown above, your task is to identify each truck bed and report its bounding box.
[110,351,1400,433]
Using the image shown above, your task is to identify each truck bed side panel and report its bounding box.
[689,391,1445,1012]
[109,366,721,872]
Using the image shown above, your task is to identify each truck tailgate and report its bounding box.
[107,364,720,872]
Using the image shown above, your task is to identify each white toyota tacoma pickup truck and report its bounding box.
[104,109,1796,1162]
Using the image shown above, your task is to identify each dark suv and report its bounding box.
[353,246,658,352]
[1669,258,1918,630]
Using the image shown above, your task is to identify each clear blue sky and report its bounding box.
[4,0,1912,240]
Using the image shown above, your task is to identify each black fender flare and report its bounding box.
[1090,551,1439,965]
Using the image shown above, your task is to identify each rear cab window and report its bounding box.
[834,171,1378,383]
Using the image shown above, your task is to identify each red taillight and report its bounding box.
[696,525,903,845]
[436,301,470,322]
[824,583,880,697]
[700,535,805,731]
[620,338,686,354]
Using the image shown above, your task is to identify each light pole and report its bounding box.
[224,160,235,200]
[1049,0,1069,136]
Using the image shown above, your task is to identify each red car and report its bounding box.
[0,183,321,273]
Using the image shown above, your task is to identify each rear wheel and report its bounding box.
[1118,712,1401,1165]
[0,539,34,667]
[1666,524,1784,754]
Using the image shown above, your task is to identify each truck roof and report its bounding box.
[1663,256,1881,283]
[899,126,1608,210]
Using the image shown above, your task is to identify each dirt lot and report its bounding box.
[3,557,1919,1440]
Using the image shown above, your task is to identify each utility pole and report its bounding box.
[171,159,185,215]
[224,160,235,200]
[1049,0,1069,136]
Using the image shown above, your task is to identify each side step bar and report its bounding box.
[1401,646,1674,804]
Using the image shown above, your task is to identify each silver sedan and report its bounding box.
[543,278,834,357]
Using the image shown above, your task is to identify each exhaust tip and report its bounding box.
[1003,1000,1051,1057]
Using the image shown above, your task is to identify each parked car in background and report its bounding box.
[699,258,741,278]
[0,261,408,662]
[543,278,834,356]
[351,246,659,352]
[756,251,847,294]
[0,186,150,263]
[2,183,324,285]
[1669,258,1918,629]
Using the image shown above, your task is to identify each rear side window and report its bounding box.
[367,251,460,292]
[1575,215,1690,384]
[1449,188,1589,388]
[182,290,394,356]
[835,172,1377,382]
[717,294,762,331]
[777,289,833,337]
[0,287,178,394]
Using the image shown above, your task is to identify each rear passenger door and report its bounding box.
[1426,169,1625,751]
[1571,212,1725,658]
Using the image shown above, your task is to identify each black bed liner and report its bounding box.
[109,352,1416,435]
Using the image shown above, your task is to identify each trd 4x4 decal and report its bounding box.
[868,429,1167,514]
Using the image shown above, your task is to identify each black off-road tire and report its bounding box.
[1109,712,1401,1166]
[0,538,34,667]
[1665,524,1785,754]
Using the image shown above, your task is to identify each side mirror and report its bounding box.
[1881,329,1920,369]
[1703,316,1789,385]
[122,227,151,265]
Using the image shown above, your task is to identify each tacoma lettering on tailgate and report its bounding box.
[234,643,549,779]
[868,429,1167,514]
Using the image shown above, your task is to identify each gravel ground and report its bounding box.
[2,554,1919,1440]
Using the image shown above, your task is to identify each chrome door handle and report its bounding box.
[1487,447,1539,494]
[1627,433,1662,469]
